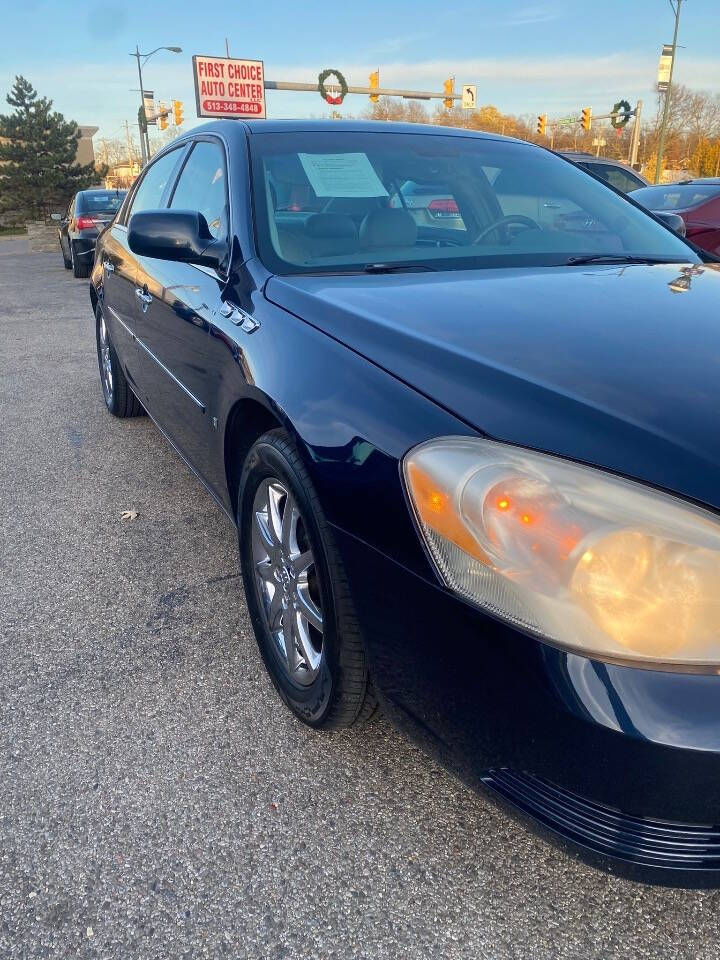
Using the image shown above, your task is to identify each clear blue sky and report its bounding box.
[1,0,718,149]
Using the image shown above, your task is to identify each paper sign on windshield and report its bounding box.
[298,153,388,198]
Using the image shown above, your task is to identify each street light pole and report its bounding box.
[654,0,683,184]
[130,44,182,168]
[133,45,149,167]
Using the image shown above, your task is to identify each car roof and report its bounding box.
[79,188,126,195]
[673,177,720,185]
[243,118,520,140]
[184,117,528,145]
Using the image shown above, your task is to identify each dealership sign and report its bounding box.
[192,55,266,119]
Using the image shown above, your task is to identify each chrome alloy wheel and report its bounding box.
[98,313,113,403]
[251,478,324,685]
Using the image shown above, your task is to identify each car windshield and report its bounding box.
[80,192,126,214]
[249,130,697,274]
[630,183,720,211]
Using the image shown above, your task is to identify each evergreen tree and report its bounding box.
[0,76,104,222]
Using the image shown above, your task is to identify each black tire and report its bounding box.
[95,303,143,418]
[238,429,377,729]
[61,240,72,269]
[71,241,90,278]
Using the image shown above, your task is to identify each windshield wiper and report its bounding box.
[363,263,437,273]
[564,254,683,266]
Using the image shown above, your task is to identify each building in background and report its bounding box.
[76,126,98,166]
[105,161,140,189]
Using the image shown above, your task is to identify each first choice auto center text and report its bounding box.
[196,59,264,100]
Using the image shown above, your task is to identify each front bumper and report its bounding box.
[481,768,720,882]
[334,525,720,886]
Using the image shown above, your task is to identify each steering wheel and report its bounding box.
[472,214,541,244]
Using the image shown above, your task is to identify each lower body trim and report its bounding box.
[482,768,720,873]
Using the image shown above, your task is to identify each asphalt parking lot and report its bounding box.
[1,240,719,959]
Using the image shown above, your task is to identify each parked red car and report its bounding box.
[630,178,720,256]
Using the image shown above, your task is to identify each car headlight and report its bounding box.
[404,437,720,667]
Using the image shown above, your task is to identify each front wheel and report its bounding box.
[238,429,376,729]
[61,239,72,269]
[95,304,143,418]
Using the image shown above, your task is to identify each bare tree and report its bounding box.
[360,85,720,179]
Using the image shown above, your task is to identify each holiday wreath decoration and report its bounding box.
[611,100,632,129]
[318,69,348,106]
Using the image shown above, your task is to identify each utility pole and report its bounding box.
[124,120,134,167]
[628,99,643,168]
[655,0,683,183]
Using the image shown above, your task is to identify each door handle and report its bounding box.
[135,287,153,312]
[103,259,114,273]
[219,301,260,333]
[543,202,561,209]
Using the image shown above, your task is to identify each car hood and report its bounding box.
[266,263,720,511]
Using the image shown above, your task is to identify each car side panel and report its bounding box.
[687,198,720,256]
[200,260,474,576]
[133,256,221,467]
[95,224,140,388]
[687,228,720,257]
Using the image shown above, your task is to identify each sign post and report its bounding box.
[657,44,673,92]
[655,0,683,182]
[143,90,156,125]
[192,55,266,119]
[461,84,476,109]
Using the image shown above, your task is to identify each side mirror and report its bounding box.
[128,209,227,269]
[656,211,687,237]
[50,213,63,221]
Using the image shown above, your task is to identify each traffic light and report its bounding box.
[138,105,147,135]
[581,107,592,131]
[159,103,168,131]
[369,69,379,103]
[443,77,454,110]
[173,100,184,126]
[537,114,547,137]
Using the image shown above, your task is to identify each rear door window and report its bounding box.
[586,163,645,194]
[125,147,184,221]
[170,139,229,243]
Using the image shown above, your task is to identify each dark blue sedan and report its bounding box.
[90,120,720,886]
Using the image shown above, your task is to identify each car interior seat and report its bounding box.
[359,209,418,249]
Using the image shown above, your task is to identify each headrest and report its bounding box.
[277,230,307,263]
[359,209,417,248]
[305,213,358,240]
